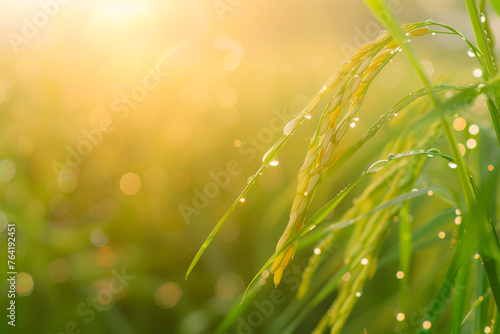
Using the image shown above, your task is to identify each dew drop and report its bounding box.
[367,160,386,172]
[350,122,356,128]
[269,160,279,166]
[284,118,299,136]
[467,49,475,57]
[427,148,440,156]
[481,13,486,23]
[262,148,275,163]
[388,153,395,159]
[247,176,254,184]
[448,162,457,169]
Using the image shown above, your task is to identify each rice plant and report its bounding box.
[187,0,500,332]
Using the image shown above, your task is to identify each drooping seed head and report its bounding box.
[409,27,430,36]
[340,60,358,72]
[357,42,376,54]
[372,48,393,64]
[373,30,391,45]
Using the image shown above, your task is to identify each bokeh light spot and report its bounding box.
[0,159,16,182]
[469,124,480,135]
[155,282,182,309]
[466,139,477,149]
[453,117,466,131]
[57,171,78,193]
[91,246,118,268]
[90,227,109,247]
[0,212,8,233]
[48,259,72,283]
[120,173,141,195]
[16,272,34,296]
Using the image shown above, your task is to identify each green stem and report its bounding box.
[465,0,497,79]
[465,0,500,148]
[451,259,471,332]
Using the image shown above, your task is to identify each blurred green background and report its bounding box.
[0,0,498,333]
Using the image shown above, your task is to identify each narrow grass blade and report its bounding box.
[399,202,412,312]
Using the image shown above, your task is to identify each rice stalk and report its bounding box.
[271,25,433,286]
[312,139,427,334]
[298,160,406,299]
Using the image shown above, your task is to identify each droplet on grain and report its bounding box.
[269,160,279,166]
[283,118,299,136]
[467,49,475,57]
[448,162,457,169]
[240,198,246,203]
[350,122,356,128]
